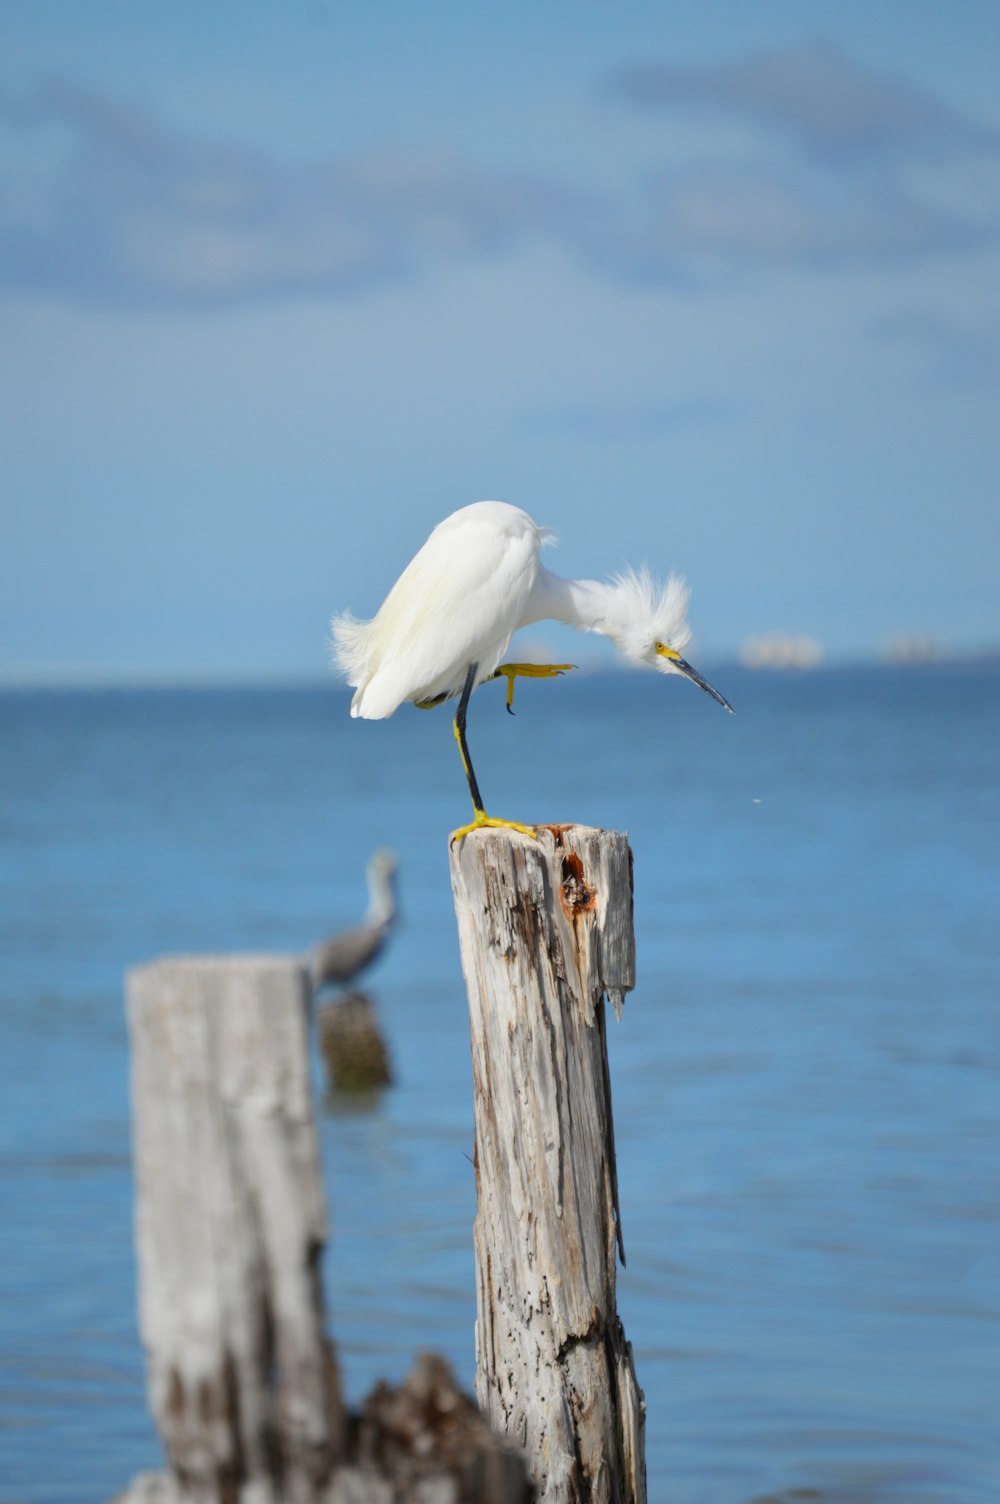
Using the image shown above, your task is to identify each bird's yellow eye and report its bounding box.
[655,642,681,661]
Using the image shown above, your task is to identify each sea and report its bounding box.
[0,666,997,1504]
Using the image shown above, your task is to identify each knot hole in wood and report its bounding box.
[559,852,596,918]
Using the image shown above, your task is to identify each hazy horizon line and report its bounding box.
[2,647,999,691]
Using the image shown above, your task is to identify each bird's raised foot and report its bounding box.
[493,662,576,714]
[449,809,539,845]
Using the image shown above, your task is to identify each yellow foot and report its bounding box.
[494,662,576,713]
[450,809,539,844]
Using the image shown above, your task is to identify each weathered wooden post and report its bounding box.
[127,955,346,1504]
[449,824,646,1504]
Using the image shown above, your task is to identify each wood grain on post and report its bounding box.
[450,825,647,1504]
[127,955,346,1504]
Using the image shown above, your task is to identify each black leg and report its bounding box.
[454,662,485,815]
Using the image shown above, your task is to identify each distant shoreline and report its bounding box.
[2,654,999,692]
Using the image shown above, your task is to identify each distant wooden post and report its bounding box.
[127,956,346,1504]
[450,825,646,1504]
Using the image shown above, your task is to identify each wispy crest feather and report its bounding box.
[606,566,691,659]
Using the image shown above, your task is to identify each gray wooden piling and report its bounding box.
[126,955,346,1504]
[449,825,647,1504]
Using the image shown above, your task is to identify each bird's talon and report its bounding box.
[450,810,538,844]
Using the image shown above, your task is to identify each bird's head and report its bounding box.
[368,849,398,883]
[365,849,399,927]
[606,568,734,713]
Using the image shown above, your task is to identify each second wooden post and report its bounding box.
[450,824,646,1504]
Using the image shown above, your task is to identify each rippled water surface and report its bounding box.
[1,669,998,1502]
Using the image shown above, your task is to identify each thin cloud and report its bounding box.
[601,165,991,280]
[516,397,739,441]
[869,309,1000,387]
[602,38,1000,165]
[0,77,586,307]
[1,52,997,310]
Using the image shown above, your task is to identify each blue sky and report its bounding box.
[2,1,998,677]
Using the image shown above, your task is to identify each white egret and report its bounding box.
[332,501,733,840]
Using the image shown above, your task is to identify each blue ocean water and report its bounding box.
[0,668,998,1504]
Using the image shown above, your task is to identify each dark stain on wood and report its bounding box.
[166,1367,184,1422]
[509,890,543,955]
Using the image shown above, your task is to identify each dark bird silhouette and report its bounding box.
[310,850,398,995]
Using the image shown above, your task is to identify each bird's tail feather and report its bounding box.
[330,611,374,690]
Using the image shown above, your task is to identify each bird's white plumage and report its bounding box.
[333,502,551,718]
[527,564,692,664]
[332,499,729,720]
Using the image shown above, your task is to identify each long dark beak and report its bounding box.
[673,655,735,714]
